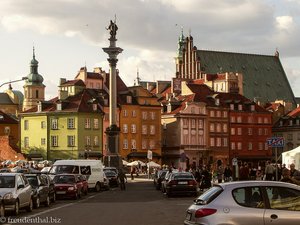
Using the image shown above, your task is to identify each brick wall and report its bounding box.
[0,136,25,161]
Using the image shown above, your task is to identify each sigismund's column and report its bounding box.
[103,19,123,169]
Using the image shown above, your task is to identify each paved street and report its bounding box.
[3,175,195,225]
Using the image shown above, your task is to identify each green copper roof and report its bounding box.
[25,47,44,86]
[197,50,296,105]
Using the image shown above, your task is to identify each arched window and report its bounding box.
[36,90,39,98]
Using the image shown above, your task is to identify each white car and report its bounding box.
[184,181,300,225]
[0,173,33,215]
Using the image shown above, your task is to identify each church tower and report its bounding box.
[22,47,45,111]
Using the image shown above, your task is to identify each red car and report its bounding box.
[53,174,82,199]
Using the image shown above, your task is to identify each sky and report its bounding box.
[1,0,300,99]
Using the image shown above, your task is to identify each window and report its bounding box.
[131,139,136,150]
[67,135,75,147]
[231,142,235,150]
[265,187,300,211]
[198,119,203,128]
[85,136,91,146]
[93,118,99,129]
[223,111,228,118]
[24,120,29,130]
[258,117,262,124]
[216,111,221,117]
[238,104,243,111]
[51,118,58,130]
[199,136,204,145]
[248,128,252,135]
[4,126,10,135]
[210,123,215,132]
[183,119,188,127]
[258,128,263,135]
[237,128,242,135]
[67,118,75,129]
[41,121,46,129]
[264,128,268,135]
[51,136,58,147]
[24,137,29,148]
[191,107,195,114]
[237,142,242,150]
[248,116,253,123]
[142,125,147,135]
[85,118,91,129]
[237,116,242,123]
[216,138,221,147]
[126,96,132,104]
[231,116,236,123]
[250,105,255,111]
[149,140,155,149]
[123,124,128,133]
[264,117,269,124]
[132,110,136,117]
[259,142,263,150]
[142,111,147,120]
[248,142,252,150]
[223,124,228,132]
[131,124,136,133]
[123,139,128,149]
[210,110,215,117]
[36,90,39,98]
[230,104,234,110]
[191,119,196,128]
[123,110,128,117]
[232,187,263,208]
[210,138,215,147]
[142,139,147,149]
[40,138,45,145]
[150,125,155,135]
[289,120,293,126]
[94,136,99,146]
[223,138,228,147]
[150,112,156,120]
[265,143,269,150]
[231,128,235,135]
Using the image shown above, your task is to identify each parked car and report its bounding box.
[153,169,167,190]
[53,174,82,199]
[165,172,198,197]
[104,170,119,187]
[24,173,54,208]
[184,181,300,225]
[0,168,11,173]
[102,173,110,191]
[0,173,33,215]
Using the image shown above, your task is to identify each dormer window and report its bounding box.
[56,102,62,111]
[127,96,132,104]
[37,102,42,112]
[250,105,255,112]
[238,104,242,111]
[93,103,97,111]
[230,104,234,110]
[215,98,220,106]
[289,120,293,126]
[279,120,283,126]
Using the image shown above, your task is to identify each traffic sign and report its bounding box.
[266,137,285,147]
[232,158,238,166]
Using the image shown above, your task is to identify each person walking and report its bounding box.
[290,163,300,181]
[118,169,127,190]
[265,161,275,181]
[224,165,233,182]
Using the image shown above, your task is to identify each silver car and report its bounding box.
[184,181,300,225]
[0,173,33,215]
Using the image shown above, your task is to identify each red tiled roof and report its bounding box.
[288,107,300,117]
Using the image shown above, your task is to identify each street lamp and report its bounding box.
[0,77,28,88]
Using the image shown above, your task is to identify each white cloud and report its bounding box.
[276,16,294,30]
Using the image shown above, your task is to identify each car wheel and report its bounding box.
[34,196,40,209]
[0,202,5,217]
[13,200,19,216]
[44,196,50,207]
[95,182,101,192]
[26,198,33,212]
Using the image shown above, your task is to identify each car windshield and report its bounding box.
[0,176,15,188]
[53,175,76,184]
[49,165,79,174]
[195,186,223,205]
[26,176,39,187]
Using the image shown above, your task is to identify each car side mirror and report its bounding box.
[18,184,25,189]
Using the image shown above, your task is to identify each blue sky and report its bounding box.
[1,0,300,99]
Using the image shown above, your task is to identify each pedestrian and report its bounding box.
[216,164,224,183]
[224,165,232,182]
[118,169,127,190]
[239,162,249,181]
[130,166,135,180]
[280,168,300,185]
[265,161,275,181]
[290,163,300,181]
